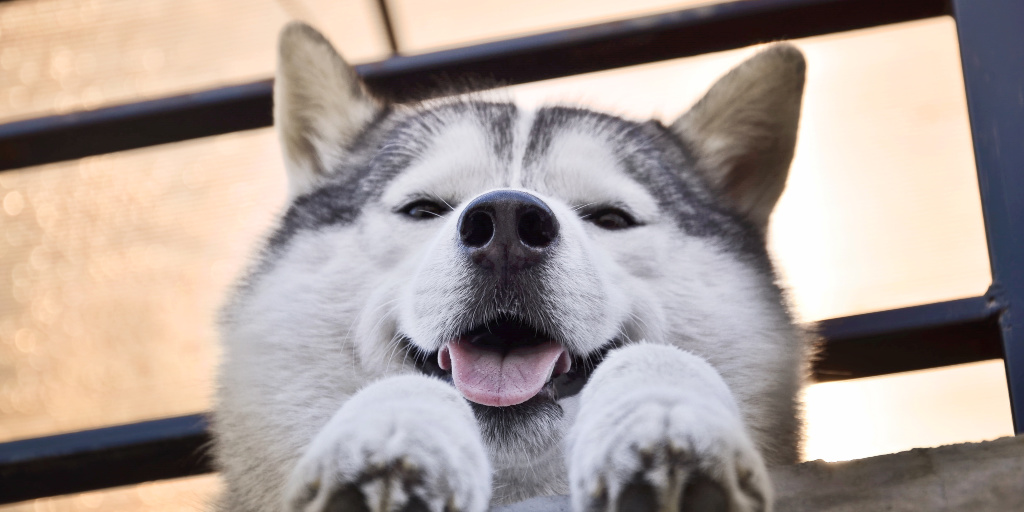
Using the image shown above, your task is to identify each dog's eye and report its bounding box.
[400,200,448,220]
[587,208,638,230]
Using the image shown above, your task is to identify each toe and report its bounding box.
[323,483,371,512]
[616,477,659,512]
[679,473,728,512]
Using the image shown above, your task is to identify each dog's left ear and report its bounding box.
[671,44,805,231]
[275,22,381,197]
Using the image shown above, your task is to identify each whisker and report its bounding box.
[431,194,455,211]
[627,311,654,342]
[382,332,406,374]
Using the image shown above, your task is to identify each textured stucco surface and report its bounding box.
[774,435,1024,511]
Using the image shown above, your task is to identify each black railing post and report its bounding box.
[952,0,1024,434]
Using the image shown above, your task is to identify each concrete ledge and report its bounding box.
[775,436,1024,511]
[496,436,1024,511]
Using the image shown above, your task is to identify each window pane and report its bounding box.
[803,361,1014,462]
[0,474,221,512]
[0,129,286,442]
[0,10,1010,510]
[387,0,714,53]
[0,0,389,123]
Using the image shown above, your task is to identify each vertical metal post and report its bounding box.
[952,0,1024,434]
[376,0,401,55]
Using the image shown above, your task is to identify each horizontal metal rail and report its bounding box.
[0,296,1003,505]
[0,0,948,172]
[815,295,1003,381]
[0,415,211,505]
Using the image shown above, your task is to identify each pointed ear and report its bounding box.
[275,22,380,197]
[671,44,805,231]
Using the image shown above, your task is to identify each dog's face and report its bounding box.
[248,24,803,464]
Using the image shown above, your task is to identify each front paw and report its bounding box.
[285,375,491,512]
[570,396,770,512]
[568,345,772,512]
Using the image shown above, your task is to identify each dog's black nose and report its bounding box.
[458,190,559,272]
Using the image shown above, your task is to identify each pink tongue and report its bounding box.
[440,340,568,407]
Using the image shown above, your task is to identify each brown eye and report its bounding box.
[401,200,448,220]
[587,208,638,230]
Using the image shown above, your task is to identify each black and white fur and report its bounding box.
[213,22,809,512]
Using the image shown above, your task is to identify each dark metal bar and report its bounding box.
[0,80,272,172]
[0,415,211,505]
[0,0,949,172]
[814,295,1003,382]
[951,0,1024,434]
[356,0,948,101]
[0,298,1003,504]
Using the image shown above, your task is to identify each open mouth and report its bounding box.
[439,323,571,407]
[406,316,613,407]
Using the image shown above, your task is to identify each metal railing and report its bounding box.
[2,0,1022,505]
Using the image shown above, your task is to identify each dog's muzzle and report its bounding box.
[403,190,618,407]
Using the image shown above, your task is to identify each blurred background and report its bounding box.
[0,0,1013,510]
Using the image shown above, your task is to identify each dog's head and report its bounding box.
[257,22,803,463]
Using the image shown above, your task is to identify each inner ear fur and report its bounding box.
[671,44,806,231]
[275,22,380,197]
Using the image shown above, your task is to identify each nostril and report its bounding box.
[518,208,559,248]
[460,210,494,248]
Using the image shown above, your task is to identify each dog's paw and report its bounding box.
[570,397,770,512]
[568,345,772,512]
[285,375,491,512]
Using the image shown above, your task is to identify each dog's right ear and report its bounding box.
[275,22,380,197]
[670,44,805,232]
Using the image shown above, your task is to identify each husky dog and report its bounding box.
[213,21,808,512]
